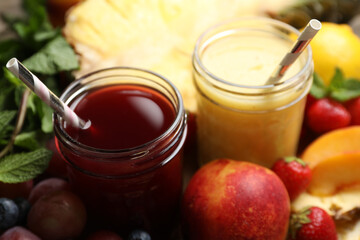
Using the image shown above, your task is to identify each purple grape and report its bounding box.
[27,190,86,240]
[0,198,19,230]
[0,226,41,240]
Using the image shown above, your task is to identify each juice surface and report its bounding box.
[65,85,176,149]
[195,29,312,167]
[202,33,301,87]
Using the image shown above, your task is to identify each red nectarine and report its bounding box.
[182,159,290,240]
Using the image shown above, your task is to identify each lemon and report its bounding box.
[309,22,360,86]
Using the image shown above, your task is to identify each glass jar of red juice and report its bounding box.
[53,67,187,239]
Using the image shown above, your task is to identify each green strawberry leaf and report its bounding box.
[289,206,312,239]
[0,148,51,183]
[284,156,307,167]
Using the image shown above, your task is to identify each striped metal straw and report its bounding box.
[266,19,322,85]
[6,58,90,129]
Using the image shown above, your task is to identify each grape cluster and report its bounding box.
[0,177,153,240]
[0,137,154,239]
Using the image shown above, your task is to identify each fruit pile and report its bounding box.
[181,22,360,240]
[299,22,360,152]
[2,1,360,240]
[0,139,153,240]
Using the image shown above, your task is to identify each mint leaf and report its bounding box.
[14,131,40,150]
[326,69,360,102]
[311,68,360,102]
[23,36,79,75]
[5,0,53,49]
[328,68,345,92]
[310,73,328,99]
[0,111,17,138]
[26,93,37,114]
[35,98,53,133]
[330,79,360,102]
[0,148,51,183]
[23,94,41,132]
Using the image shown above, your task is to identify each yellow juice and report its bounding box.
[193,18,313,167]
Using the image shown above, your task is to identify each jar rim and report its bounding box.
[53,66,186,157]
[193,16,313,92]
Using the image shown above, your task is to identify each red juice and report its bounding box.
[54,69,187,240]
[65,85,176,149]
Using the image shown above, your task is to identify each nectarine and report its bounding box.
[182,159,290,240]
[301,126,360,196]
[302,126,360,168]
[308,152,360,196]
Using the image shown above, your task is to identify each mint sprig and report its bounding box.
[23,36,79,75]
[310,68,360,102]
[0,0,79,182]
[0,148,51,183]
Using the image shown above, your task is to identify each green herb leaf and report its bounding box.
[311,68,360,102]
[0,0,77,182]
[310,73,328,99]
[0,111,17,138]
[23,36,79,75]
[328,68,345,90]
[0,148,51,183]
[7,0,52,47]
[14,131,40,150]
[330,78,360,102]
[34,97,53,133]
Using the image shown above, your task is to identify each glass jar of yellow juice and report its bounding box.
[193,17,313,168]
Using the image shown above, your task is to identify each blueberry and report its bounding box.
[0,198,19,230]
[128,229,151,240]
[13,197,31,225]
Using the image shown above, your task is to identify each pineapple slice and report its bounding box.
[63,0,294,112]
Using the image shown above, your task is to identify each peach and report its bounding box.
[301,126,360,196]
[182,159,290,240]
[302,126,360,168]
[308,152,360,196]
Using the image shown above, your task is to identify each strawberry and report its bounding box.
[306,98,351,133]
[289,206,338,240]
[305,94,317,113]
[345,97,360,125]
[271,157,311,201]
